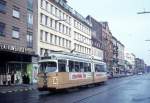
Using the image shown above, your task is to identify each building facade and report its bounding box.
[86,16,103,61]
[117,41,125,74]
[37,0,92,57]
[124,51,136,74]
[135,58,145,73]
[0,0,37,85]
[112,36,119,75]
[100,22,113,72]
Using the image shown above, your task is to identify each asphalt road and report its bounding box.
[0,74,150,103]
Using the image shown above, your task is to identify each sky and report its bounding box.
[68,0,150,65]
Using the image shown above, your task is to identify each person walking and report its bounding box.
[7,73,11,86]
[11,73,14,84]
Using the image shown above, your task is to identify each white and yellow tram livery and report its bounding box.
[37,52,107,91]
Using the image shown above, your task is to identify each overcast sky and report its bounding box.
[68,0,150,65]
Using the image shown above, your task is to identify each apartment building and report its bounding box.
[124,51,136,74]
[86,15,103,61]
[37,0,92,57]
[117,41,125,74]
[100,22,113,71]
[0,0,37,85]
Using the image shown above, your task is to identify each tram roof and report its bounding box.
[41,52,91,62]
[40,52,106,64]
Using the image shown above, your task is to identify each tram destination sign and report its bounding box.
[0,44,34,54]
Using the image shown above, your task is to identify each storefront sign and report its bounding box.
[0,44,34,54]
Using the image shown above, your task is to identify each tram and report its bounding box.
[37,52,107,91]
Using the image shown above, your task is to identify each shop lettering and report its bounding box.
[0,44,34,54]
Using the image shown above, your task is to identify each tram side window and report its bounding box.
[80,62,84,72]
[95,64,106,72]
[75,62,80,72]
[58,60,66,72]
[69,61,74,72]
[69,61,81,72]
[84,63,91,72]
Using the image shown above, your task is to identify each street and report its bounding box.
[0,74,150,103]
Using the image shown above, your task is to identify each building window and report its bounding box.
[62,38,64,47]
[12,6,20,19]
[27,0,33,11]
[51,5,54,14]
[52,19,55,29]
[56,36,59,45]
[47,3,50,13]
[58,37,61,46]
[27,12,33,28]
[0,22,5,36]
[69,17,71,24]
[12,26,19,39]
[41,13,45,25]
[66,27,68,34]
[50,18,52,28]
[52,34,55,44]
[40,30,43,41]
[50,34,53,44]
[45,32,48,42]
[59,10,61,18]
[55,21,57,30]
[0,0,6,13]
[62,25,64,33]
[42,0,46,9]
[60,38,62,46]
[54,35,57,44]
[45,1,48,11]
[45,15,48,26]
[27,31,33,48]
[64,39,66,47]
[40,48,43,56]
[59,23,61,32]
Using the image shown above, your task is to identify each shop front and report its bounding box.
[0,44,37,85]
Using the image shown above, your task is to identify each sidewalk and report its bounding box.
[0,84,37,94]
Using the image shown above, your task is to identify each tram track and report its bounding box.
[73,75,141,103]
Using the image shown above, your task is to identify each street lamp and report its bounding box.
[137,9,150,14]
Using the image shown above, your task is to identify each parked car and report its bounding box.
[107,72,113,79]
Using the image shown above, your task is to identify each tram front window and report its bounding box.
[95,64,107,72]
[39,62,57,73]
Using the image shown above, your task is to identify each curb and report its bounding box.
[0,87,36,94]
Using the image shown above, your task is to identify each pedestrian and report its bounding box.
[11,73,14,84]
[26,74,30,84]
[7,73,11,86]
[22,74,25,84]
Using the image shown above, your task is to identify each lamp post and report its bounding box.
[137,11,150,14]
